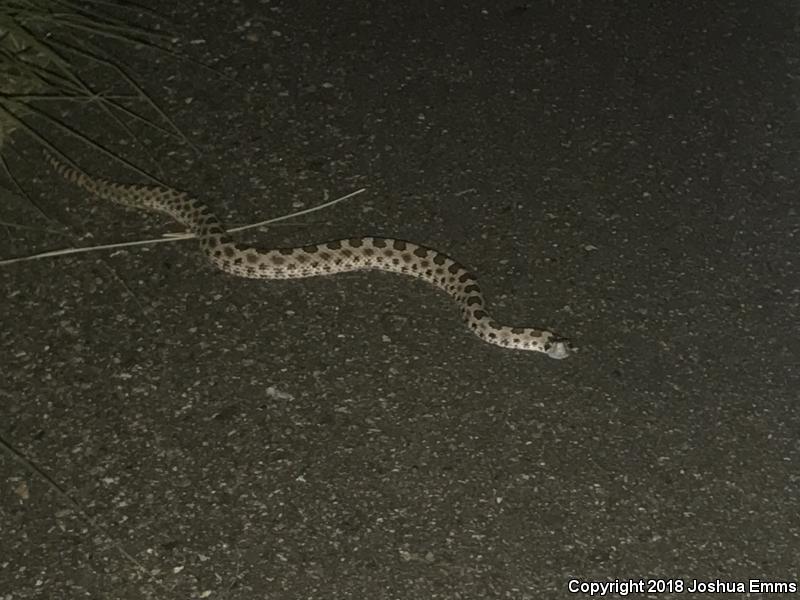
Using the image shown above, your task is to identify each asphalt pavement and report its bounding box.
[1,1,798,598]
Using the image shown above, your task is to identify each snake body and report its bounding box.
[47,154,574,359]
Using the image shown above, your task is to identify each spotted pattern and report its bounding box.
[46,153,575,359]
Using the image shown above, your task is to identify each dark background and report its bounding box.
[1,1,797,598]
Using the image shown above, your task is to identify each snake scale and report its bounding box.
[46,152,575,359]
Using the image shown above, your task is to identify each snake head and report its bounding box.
[545,338,576,360]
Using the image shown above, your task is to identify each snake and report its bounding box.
[45,152,575,359]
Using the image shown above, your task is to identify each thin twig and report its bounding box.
[0,187,367,266]
[228,187,367,233]
[0,433,155,582]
